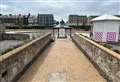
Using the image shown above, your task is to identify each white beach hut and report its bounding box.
[91,14,120,43]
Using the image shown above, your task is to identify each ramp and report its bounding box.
[18,39,106,82]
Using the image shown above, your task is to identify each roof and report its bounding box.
[91,14,120,22]
[0,15,29,18]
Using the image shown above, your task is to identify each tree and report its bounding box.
[28,13,31,17]
[0,14,2,16]
[56,21,59,25]
[60,19,65,25]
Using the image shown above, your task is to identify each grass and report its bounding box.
[103,44,113,49]
[113,49,120,54]
[0,40,30,55]
[1,48,14,55]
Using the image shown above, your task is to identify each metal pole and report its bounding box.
[70,28,72,38]
[65,28,67,38]
[57,28,59,38]
[53,28,55,41]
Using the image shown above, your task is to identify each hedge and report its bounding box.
[69,25,91,31]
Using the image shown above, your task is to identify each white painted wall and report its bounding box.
[93,20,120,42]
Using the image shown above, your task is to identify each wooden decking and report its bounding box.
[18,39,106,82]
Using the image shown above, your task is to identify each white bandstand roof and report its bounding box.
[91,14,120,22]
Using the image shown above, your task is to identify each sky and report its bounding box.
[0,0,120,21]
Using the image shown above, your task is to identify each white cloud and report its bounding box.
[0,4,8,9]
[1,0,120,21]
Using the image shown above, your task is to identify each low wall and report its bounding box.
[72,33,120,82]
[0,32,53,82]
[2,34,30,40]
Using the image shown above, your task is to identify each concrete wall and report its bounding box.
[2,34,30,40]
[72,33,120,82]
[0,32,53,82]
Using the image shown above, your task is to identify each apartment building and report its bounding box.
[28,15,37,25]
[0,14,29,26]
[87,15,98,25]
[68,15,87,26]
[37,14,54,27]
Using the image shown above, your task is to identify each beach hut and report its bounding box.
[91,14,120,43]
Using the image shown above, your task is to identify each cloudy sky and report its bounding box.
[0,0,120,21]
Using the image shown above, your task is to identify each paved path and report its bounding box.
[18,39,106,82]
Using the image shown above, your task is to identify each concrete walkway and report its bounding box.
[18,39,106,82]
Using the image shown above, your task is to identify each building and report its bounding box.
[28,15,37,26]
[23,15,29,25]
[91,14,120,42]
[0,14,30,27]
[0,15,18,26]
[68,15,87,26]
[0,21,5,40]
[37,14,54,27]
[68,15,78,26]
[87,15,98,25]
